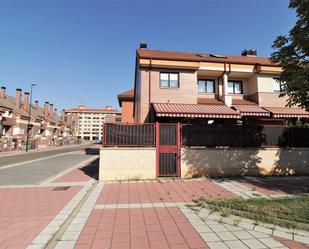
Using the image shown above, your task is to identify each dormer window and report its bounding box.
[160,72,179,88]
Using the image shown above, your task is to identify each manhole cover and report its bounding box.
[52,186,71,191]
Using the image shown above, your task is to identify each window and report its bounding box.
[273,78,283,92]
[160,72,179,88]
[198,80,215,93]
[228,80,243,94]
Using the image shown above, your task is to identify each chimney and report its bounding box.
[50,104,54,118]
[140,42,147,49]
[15,88,22,109]
[54,108,57,117]
[23,92,30,113]
[34,100,39,109]
[241,49,257,57]
[44,102,49,116]
[61,109,65,122]
[0,87,6,99]
[106,105,112,110]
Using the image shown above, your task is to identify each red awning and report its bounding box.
[263,107,309,118]
[233,105,270,117]
[152,103,240,119]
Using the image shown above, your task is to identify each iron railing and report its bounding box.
[103,123,155,147]
[181,125,309,148]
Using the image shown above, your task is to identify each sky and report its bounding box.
[0,0,296,113]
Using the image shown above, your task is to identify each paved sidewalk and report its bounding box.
[0,186,81,249]
[214,176,309,198]
[52,180,309,249]
[97,180,237,205]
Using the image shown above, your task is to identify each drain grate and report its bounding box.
[52,186,71,191]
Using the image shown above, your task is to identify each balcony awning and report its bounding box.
[152,103,241,119]
[233,105,270,117]
[263,107,309,118]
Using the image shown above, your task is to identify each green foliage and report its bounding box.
[197,194,309,225]
[271,0,309,110]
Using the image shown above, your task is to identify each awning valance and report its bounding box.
[152,103,240,119]
[233,105,270,117]
[263,107,309,118]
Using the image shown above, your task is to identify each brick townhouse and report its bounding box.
[0,87,72,151]
[129,43,309,124]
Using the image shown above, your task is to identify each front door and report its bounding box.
[156,123,180,177]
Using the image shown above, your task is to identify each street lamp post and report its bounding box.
[25,83,37,152]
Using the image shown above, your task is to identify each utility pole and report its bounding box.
[25,83,37,152]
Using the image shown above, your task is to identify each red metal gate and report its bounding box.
[156,122,181,177]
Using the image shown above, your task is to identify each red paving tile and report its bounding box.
[239,177,309,196]
[274,236,309,248]
[96,180,236,204]
[53,162,98,183]
[75,207,209,249]
[0,186,80,249]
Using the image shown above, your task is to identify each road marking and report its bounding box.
[0,152,73,170]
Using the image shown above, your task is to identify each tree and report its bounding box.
[271,0,309,110]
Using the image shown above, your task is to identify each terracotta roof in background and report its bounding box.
[152,103,240,119]
[0,96,29,119]
[118,89,134,107]
[137,49,277,67]
[263,107,309,118]
[66,108,120,113]
[197,98,224,105]
[232,99,258,106]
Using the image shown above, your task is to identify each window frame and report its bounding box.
[273,77,284,93]
[159,72,179,88]
[198,79,216,93]
[227,80,243,94]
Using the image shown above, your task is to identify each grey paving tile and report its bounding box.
[273,230,293,240]
[207,241,229,249]
[294,234,309,244]
[194,224,213,233]
[242,239,267,249]
[232,230,255,240]
[258,238,284,248]
[216,231,238,241]
[254,225,273,235]
[200,232,221,242]
[247,230,270,239]
[225,240,249,249]
[210,224,229,232]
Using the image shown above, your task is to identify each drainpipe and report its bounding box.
[149,58,152,122]
[223,63,232,107]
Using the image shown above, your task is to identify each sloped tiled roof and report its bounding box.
[137,49,277,67]
[118,89,134,107]
[0,96,29,119]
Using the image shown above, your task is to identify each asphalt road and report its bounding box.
[0,143,97,167]
[0,153,96,186]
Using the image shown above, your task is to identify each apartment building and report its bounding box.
[132,43,309,124]
[64,105,121,140]
[117,89,134,123]
[0,87,72,151]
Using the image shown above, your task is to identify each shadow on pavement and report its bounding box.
[84,148,100,155]
[79,158,99,180]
